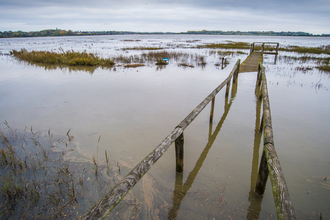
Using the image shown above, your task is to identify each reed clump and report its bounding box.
[11,49,115,67]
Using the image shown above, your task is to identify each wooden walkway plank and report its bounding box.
[239,52,263,73]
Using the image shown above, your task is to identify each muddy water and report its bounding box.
[0,35,329,219]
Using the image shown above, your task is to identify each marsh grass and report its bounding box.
[197,41,250,49]
[114,51,207,68]
[279,55,330,73]
[316,65,330,72]
[0,122,120,219]
[178,63,194,68]
[124,64,145,68]
[279,45,330,55]
[11,49,115,67]
[122,39,141,42]
[122,47,164,50]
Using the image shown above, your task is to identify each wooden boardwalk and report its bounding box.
[239,52,263,73]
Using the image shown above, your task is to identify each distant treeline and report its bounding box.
[1,29,329,38]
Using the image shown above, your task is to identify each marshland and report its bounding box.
[0,34,330,219]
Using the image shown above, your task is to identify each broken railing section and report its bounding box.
[80,60,241,219]
[255,63,297,220]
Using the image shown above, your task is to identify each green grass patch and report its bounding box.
[11,49,115,67]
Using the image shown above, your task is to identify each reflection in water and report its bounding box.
[168,79,238,219]
[17,61,113,74]
[246,76,264,219]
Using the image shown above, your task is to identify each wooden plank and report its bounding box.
[239,52,263,73]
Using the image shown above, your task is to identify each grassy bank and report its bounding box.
[11,49,115,67]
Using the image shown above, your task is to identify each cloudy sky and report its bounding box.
[0,0,329,34]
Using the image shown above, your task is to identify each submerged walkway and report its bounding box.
[239,52,263,73]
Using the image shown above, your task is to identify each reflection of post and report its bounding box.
[255,150,269,194]
[168,79,238,219]
[246,79,264,219]
[175,132,184,173]
[168,171,184,219]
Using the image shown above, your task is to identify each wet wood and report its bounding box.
[175,132,184,173]
[81,59,241,219]
[239,52,263,73]
[256,64,297,220]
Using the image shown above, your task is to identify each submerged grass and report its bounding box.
[11,49,115,67]
[0,122,120,219]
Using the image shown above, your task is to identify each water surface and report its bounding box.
[0,35,329,219]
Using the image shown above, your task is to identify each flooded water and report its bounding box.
[0,35,330,219]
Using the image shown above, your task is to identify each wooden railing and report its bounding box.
[255,63,297,220]
[81,56,297,220]
[81,60,241,219]
[250,42,279,55]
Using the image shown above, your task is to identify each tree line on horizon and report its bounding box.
[1,29,329,38]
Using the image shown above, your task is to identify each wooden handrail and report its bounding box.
[81,60,241,220]
[255,63,297,220]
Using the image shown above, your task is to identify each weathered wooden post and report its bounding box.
[275,43,279,64]
[225,80,231,97]
[221,57,226,69]
[233,61,239,83]
[250,43,255,55]
[210,97,215,123]
[262,43,265,54]
[175,132,184,173]
[255,64,297,220]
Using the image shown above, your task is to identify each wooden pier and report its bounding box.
[81,42,296,220]
[239,51,263,73]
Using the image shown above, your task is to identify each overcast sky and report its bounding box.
[0,0,329,34]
